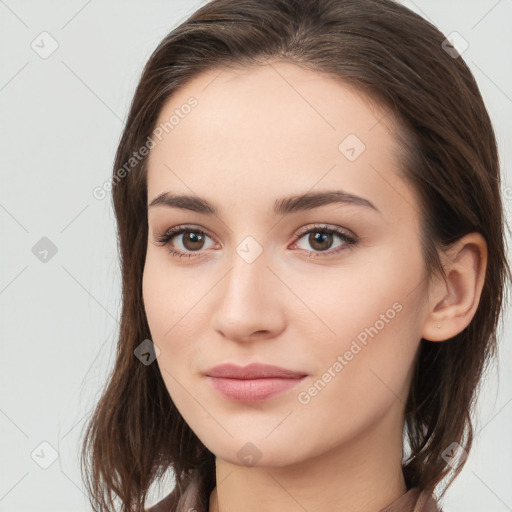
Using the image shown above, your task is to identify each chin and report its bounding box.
[201,434,308,468]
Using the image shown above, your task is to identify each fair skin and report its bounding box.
[142,60,487,512]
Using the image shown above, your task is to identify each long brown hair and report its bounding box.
[80,0,511,510]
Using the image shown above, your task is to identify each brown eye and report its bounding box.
[292,224,357,258]
[155,226,215,258]
[181,230,206,251]
[307,231,334,251]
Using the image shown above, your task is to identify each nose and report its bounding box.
[211,250,287,343]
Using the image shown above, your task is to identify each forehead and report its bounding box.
[146,61,418,223]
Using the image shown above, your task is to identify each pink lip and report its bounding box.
[205,363,307,379]
[204,363,307,402]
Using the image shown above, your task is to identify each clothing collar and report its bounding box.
[147,467,441,512]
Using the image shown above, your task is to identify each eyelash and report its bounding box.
[154,223,358,260]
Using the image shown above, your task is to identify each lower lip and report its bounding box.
[207,376,306,402]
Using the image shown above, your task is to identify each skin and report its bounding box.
[142,60,487,512]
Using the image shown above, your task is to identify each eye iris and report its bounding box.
[183,231,205,251]
[309,231,332,251]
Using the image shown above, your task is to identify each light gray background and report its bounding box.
[1,1,511,511]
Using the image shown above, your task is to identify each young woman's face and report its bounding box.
[143,61,431,467]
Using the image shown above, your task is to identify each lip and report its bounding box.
[205,363,307,379]
[204,363,307,402]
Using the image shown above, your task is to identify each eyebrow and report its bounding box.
[148,190,381,216]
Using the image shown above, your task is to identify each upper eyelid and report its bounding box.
[294,223,356,238]
[157,223,355,245]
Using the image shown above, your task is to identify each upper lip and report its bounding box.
[205,363,307,379]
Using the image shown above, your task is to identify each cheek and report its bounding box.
[142,254,207,387]
[288,250,420,347]
[294,251,424,407]
[292,302,421,454]
[142,251,204,338]
[142,262,169,343]
[142,258,186,380]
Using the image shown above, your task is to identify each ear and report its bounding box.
[422,232,488,342]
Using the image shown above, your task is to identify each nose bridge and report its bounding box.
[220,224,270,290]
[212,238,285,339]
[222,241,270,308]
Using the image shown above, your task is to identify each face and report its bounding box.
[142,61,430,467]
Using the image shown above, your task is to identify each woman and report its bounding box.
[80,1,510,511]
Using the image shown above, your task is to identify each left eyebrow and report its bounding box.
[148,189,381,216]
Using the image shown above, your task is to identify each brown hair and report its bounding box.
[80,0,511,510]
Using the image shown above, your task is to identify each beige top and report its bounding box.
[145,468,442,512]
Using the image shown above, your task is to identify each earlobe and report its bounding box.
[422,233,488,342]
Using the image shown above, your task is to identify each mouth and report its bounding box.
[204,363,308,402]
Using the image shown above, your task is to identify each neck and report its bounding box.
[208,406,407,512]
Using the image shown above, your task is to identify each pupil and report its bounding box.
[185,231,203,249]
[310,231,331,251]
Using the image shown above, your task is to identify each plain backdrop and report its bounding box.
[0,1,511,511]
